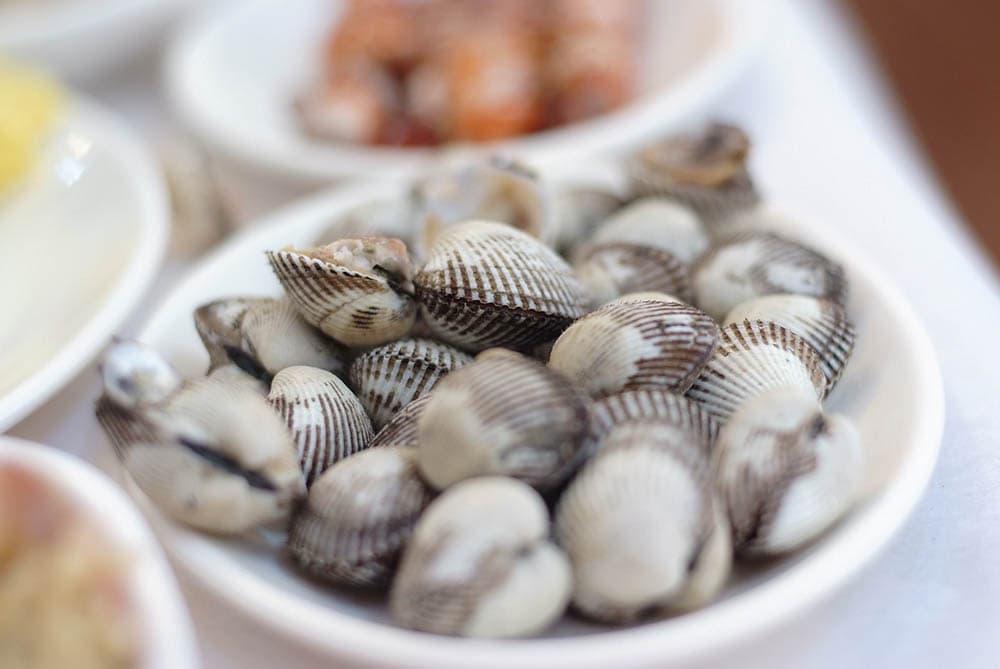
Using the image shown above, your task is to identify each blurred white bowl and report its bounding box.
[0,0,192,82]
[0,436,199,669]
[166,0,774,183]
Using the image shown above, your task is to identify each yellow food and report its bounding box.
[0,61,64,191]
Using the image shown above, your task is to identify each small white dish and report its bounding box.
[166,0,774,183]
[127,175,944,668]
[0,0,191,82]
[0,436,199,669]
[0,94,168,433]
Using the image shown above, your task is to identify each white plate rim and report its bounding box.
[133,180,945,668]
[0,436,199,669]
[0,0,177,49]
[0,96,169,433]
[165,0,777,183]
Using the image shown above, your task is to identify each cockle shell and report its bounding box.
[686,320,827,421]
[417,349,590,491]
[348,338,472,429]
[713,387,864,555]
[692,231,848,321]
[555,421,731,623]
[312,197,415,249]
[551,186,623,254]
[629,123,760,222]
[194,297,346,381]
[574,243,692,307]
[95,341,305,534]
[548,297,719,398]
[582,197,709,265]
[206,364,269,396]
[287,446,435,587]
[267,237,417,347]
[724,294,856,389]
[268,366,374,486]
[369,395,431,448]
[390,477,572,637]
[414,221,590,352]
[413,157,552,251]
[588,389,720,456]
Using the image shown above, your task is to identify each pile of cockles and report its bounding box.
[95,123,864,638]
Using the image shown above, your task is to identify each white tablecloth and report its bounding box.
[10,1,1000,667]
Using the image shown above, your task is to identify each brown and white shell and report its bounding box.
[555,421,731,623]
[268,366,374,486]
[548,297,720,398]
[348,338,472,430]
[369,394,431,448]
[194,297,346,381]
[587,389,720,456]
[581,197,709,265]
[267,237,417,347]
[724,294,856,389]
[574,243,693,307]
[417,349,590,491]
[96,342,305,534]
[692,231,848,321]
[389,477,572,637]
[551,186,623,254]
[287,446,435,587]
[686,320,827,421]
[713,387,864,555]
[414,221,590,352]
[629,123,760,223]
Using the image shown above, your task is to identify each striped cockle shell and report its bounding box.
[724,294,856,389]
[587,389,720,457]
[348,338,472,429]
[287,446,435,587]
[206,364,269,396]
[268,366,374,486]
[629,123,760,223]
[390,477,572,637]
[417,349,590,491]
[369,395,431,448]
[414,221,590,352]
[686,320,827,421]
[413,157,553,252]
[692,231,848,321]
[96,341,305,534]
[312,196,415,249]
[267,237,417,347]
[713,387,864,555]
[581,197,709,265]
[548,297,720,398]
[574,242,693,308]
[555,421,731,623]
[194,297,346,381]
[551,186,623,254]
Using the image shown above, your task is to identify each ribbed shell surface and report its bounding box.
[369,395,431,448]
[414,221,589,352]
[417,349,590,490]
[724,295,856,388]
[574,243,693,307]
[629,168,760,224]
[268,366,374,486]
[548,298,720,398]
[349,338,472,429]
[287,446,435,587]
[686,321,827,421]
[588,390,720,454]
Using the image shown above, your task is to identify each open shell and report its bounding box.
[267,237,417,347]
[724,294,856,389]
[548,297,719,398]
[390,477,571,637]
[415,221,590,352]
[312,197,416,248]
[268,366,374,486]
[555,421,731,623]
[349,338,472,429]
[692,231,848,321]
[194,297,346,381]
[713,387,864,555]
[369,395,431,448]
[686,320,827,421]
[287,446,435,587]
[417,349,590,491]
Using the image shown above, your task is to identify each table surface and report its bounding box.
[10,1,1000,667]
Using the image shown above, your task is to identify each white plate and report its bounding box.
[131,177,944,668]
[0,436,199,668]
[166,0,774,183]
[0,96,168,433]
[0,0,191,82]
